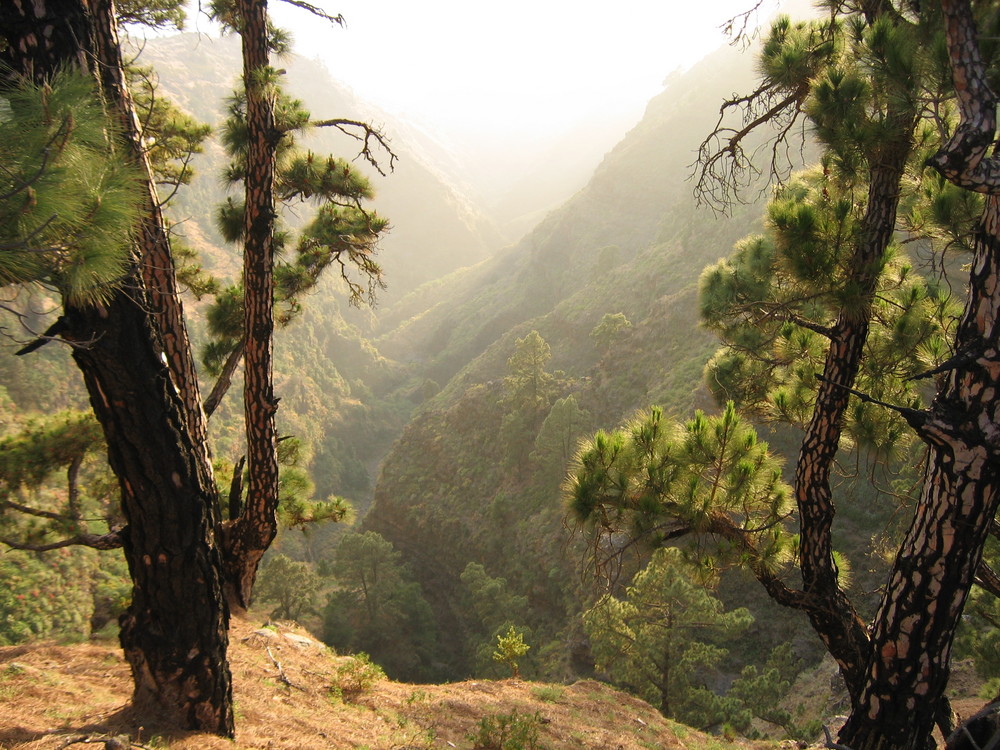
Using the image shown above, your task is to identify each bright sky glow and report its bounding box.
[187,0,780,142]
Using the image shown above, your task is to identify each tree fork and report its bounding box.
[794,131,914,699]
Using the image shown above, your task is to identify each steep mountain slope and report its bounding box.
[373,44,764,388]
[121,33,525,508]
[361,43,783,678]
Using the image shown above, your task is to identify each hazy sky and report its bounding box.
[187,0,779,141]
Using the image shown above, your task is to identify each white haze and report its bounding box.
[185,5,778,134]
[255,1,779,140]
[179,0,783,221]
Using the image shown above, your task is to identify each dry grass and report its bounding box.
[0,618,776,750]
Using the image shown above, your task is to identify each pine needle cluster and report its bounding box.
[0,70,142,305]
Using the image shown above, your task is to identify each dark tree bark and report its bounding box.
[793,133,914,699]
[0,0,234,735]
[88,0,214,459]
[840,1,1000,747]
[221,0,282,610]
[67,295,234,734]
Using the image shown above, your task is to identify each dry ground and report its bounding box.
[0,618,779,750]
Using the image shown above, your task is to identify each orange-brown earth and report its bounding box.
[0,618,781,750]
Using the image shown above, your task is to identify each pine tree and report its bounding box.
[584,547,752,728]
[322,531,437,681]
[575,2,1000,746]
[839,2,1000,746]
[205,0,390,609]
[1,0,235,732]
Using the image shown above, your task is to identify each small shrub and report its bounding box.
[531,686,563,703]
[329,653,385,702]
[406,689,429,704]
[492,626,529,678]
[468,710,546,750]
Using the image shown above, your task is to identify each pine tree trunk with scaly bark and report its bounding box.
[221,0,282,611]
[794,122,916,700]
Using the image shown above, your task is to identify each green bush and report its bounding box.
[468,710,547,750]
[329,652,385,702]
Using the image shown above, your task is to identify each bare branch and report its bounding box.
[721,0,766,47]
[311,118,397,176]
[13,314,74,355]
[2,497,71,521]
[976,558,1000,599]
[67,454,84,520]
[266,645,306,690]
[155,148,197,207]
[229,455,246,521]
[693,83,810,213]
[204,337,246,418]
[275,0,344,27]
[134,66,159,153]
[1,529,123,551]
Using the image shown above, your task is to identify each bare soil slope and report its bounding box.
[0,619,773,750]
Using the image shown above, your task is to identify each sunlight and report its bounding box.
[258,0,781,140]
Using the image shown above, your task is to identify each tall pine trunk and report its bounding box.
[0,0,234,734]
[793,138,912,698]
[221,0,282,610]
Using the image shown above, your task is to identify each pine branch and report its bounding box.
[904,345,978,381]
[751,303,837,338]
[0,215,64,253]
[0,114,70,202]
[704,513,808,610]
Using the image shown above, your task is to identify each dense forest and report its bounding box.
[3,1,1000,748]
